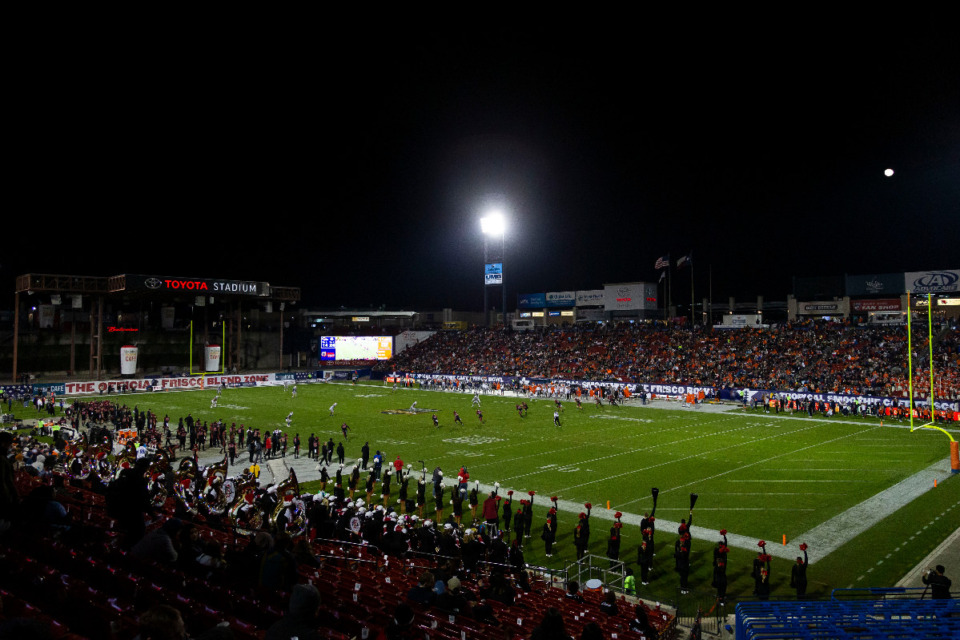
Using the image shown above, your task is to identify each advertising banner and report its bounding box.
[799,300,845,314]
[851,299,901,312]
[120,346,138,375]
[545,291,576,307]
[484,263,503,286]
[604,283,643,311]
[718,388,958,412]
[517,292,546,309]
[576,290,605,306]
[204,345,222,372]
[905,269,960,294]
[125,274,270,297]
[845,273,904,297]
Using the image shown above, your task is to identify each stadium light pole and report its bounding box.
[481,212,506,328]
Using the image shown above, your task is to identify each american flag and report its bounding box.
[654,256,669,270]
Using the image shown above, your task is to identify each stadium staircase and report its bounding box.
[1,471,677,640]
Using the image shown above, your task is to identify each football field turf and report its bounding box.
[40,381,960,601]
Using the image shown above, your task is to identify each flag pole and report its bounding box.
[708,263,713,326]
[668,254,673,319]
[690,258,695,327]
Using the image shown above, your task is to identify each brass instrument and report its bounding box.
[113,442,139,481]
[79,444,114,483]
[173,457,200,515]
[270,468,306,536]
[227,477,263,535]
[201,456,230,516]
[147,448,172,509]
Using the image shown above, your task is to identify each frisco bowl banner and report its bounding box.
[63,373,277,395]
[125,274,270,297]
[905,269,960,294]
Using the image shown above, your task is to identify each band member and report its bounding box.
[638,529,653,585]
[435,481,446,522]
[607,515,623,567]
[791,543,809,599]
[319,465,329,492]
[416,476,426,518]
[541,516,556,557]
[349,465,360,500]
[713,529,729,603]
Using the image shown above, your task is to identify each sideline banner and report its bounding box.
[63,373,278,395]
[717,388,958,412]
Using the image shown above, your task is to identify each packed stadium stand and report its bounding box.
[383,320,960,404]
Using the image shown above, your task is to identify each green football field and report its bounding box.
[20,381,960,603]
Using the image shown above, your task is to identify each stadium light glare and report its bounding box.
[481,212,506,236]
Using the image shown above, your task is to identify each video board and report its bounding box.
[320,336,393,361]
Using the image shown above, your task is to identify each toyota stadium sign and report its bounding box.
[126,275,270,296]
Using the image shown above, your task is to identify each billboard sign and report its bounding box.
[851,299,901,312]
[484,263,503,286]
[905,269,960,294]
[601,283,657,311]
[126,274,269,297]
[545,291,576,307]
[845,273,904,297]
[517,292,546,309]
[576,289,604,306]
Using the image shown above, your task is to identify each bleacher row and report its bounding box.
[0,471,676,640]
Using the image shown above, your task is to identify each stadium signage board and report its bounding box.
[545,291,576,307]
[126,275,269,296]
[851,299,901,312]
[845,273,904,296]
[517,292,547,308]
[800,301,841,313]
[604,283,658,311]
[905,269,960,294]
[484,263,503,286]
[576,290,605,306]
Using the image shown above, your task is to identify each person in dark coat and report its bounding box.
[675,532,691,594]
[541,514,556,557]
[574,513,589,560]
[791,543,809,599]
[922,564,952,599]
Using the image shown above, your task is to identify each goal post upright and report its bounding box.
[907,292,959,474]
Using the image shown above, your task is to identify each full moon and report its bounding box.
[884,168,895,177]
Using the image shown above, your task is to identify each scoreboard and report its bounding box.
[320,336,393,361]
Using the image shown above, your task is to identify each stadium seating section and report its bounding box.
[0,470,675,640]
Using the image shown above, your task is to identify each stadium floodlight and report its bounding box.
[481,211,506,236]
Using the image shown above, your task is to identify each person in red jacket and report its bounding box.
[482,490,500,536]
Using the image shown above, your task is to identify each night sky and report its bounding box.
[8,18,959,312]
